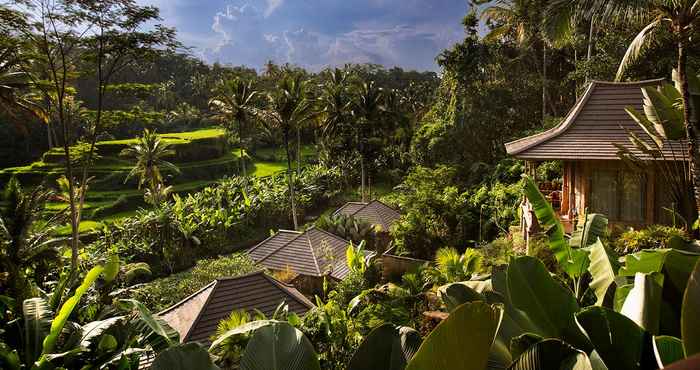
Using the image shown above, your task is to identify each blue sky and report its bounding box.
[140,0,470,72]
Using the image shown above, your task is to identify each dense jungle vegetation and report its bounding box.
[2,0,700,369]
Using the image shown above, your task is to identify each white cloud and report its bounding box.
[264,0,283,17]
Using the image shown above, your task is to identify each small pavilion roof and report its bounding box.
[248,227,370,280]
[505,79,688,161]
[333,200,401,231]
[158,271,313,345]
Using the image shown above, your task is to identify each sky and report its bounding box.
[139,0,470,72]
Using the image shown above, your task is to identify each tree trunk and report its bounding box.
[678,40,700,224]
[542,43,548,125]
[296,126,302,176]
[284,128,298,230]
[361,156,366,202]
[47,121,53,149]
[586,16,595,81]
[239,119,246,177]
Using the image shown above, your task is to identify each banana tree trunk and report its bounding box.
[678,40,700,224]
[284,128,298,230]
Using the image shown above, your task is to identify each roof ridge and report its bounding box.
[157,280,217,316]
[182,279,220,342]
[305,230,323,276]
[311,226,351,244]
[589,77,665,85]
[256,229,306,263]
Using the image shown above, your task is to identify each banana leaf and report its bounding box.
[347,324,422,370]
[240,321,320,370]
[653,336,685,367]
[682,259,700,356]
[508,339,593,370]
[151,342,219,370]
[587,239,620,306]
[22,298,53,365]
[406,301,503,370]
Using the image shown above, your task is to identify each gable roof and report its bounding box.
[158,271,314,345]
[333,200,401,231]
[505,79,688,161]
[248,227,363,280]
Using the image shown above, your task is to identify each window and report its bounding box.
[589,169,646,222]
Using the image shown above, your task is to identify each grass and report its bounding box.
[55,220,103,236]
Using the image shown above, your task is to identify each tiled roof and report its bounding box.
[248,227,363,280]
[504,79,688,161]
[158,271,314,345]
[333,200,401,231]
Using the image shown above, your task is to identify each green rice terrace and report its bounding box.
[0,128,316,233]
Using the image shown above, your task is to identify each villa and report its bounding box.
[505,79,688,232]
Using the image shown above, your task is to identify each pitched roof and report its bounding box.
[333,200,401,231]
[158,271,314,345]
[248,227,363,280]
[505,79,688,161]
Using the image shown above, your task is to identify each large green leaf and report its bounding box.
[507,256,586,347]
[22,298,53,365]
[0,342,21,370]
[209,320,279,352]
[682,259,700,356]
[653,336,685,367]
[587,239,620,306]
[619,249,700,335]
[38,265,104,364]
[406,301,503,370]
[575,306,655,370]
[79,316,125,348]
[508,339,593,370]
[240,321,320,370]
[523,177,583,277]
[348,324,422,370]
[118,299,179,351]
[620,273,664,334]
[570,214,608,249]
[151,342,219,370]
[438,282,485,312]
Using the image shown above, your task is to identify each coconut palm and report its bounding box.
[0,178,63,302]
[318,67,352,140]
[121,129,180,203]
[352,80,383,202]
[482,0,549,123]
[253,72,315,230]
[209,78,258,177]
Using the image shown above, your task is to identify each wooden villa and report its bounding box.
[505,79,688,231]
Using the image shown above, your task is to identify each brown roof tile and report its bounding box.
[158,271,314,346]
[333,200,401,231]
[505,79,688,161]
[248,227,366,280]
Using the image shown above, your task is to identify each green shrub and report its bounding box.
[481,236,518,271]
[127,253,258,311]
[613,225,689,255]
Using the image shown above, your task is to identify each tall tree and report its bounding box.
[254,72,315,230]
[352,80,383,202]
[209,77,258,177]
[8,0,177,284]
[482,0,550,123]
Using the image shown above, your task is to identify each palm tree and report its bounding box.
[209,78,258,177]
[482,0,549,123]
[0,178,63,302]
[121,129,180,204]
[352,80,383,202]
[253,72,315,230]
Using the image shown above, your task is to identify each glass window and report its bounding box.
[589,169,645,222]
